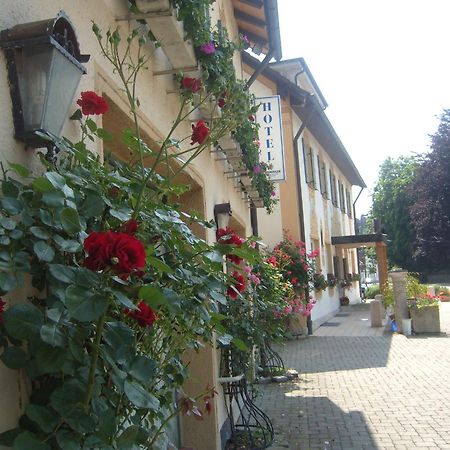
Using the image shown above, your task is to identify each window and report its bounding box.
[338,180,346,213]
[346,189,352,218]
[329,170,337,206]
[302,139,315,188]
[317,156,327,197]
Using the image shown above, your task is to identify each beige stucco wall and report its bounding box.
[0,1,255,447]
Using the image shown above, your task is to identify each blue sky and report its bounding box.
[278,0,450,215]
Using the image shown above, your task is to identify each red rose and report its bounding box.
[0,299,6,324]
[181,77,202,93]
[126,301,156,327]
[217,91,227,108]
[191,120,209,145]
[76,91,109,115]
[120,219,139,235]
[83,231,145,277]
[216,227,244,265]
[227,271,246,299]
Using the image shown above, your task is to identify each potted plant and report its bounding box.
[407,294,441,333]
[313,272,328,291]
[327,273,337,288]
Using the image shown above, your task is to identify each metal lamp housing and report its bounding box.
[0,11,89,147]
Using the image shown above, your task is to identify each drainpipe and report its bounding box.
[292,101,315,334]
[352,186,365,290]
[245,49,275,89]
[352,186,364,234]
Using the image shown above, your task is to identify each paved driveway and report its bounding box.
[256,303,450,450]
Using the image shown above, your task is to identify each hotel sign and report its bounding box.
[255,95,286,182]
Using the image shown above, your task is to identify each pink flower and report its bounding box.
[200,42,215,55]
[271,191,276,197]
[250,274,261,285]
[244,265,252,274]
[253,165,262,174]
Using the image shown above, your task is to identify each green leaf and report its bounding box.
[103,321,135,364]
[50,381,84,416]
[0,272,18,291]
[60,207,82,234]
[8,162,29,178]
[81,193,105,218]
[39,209,53,226]
[2,180,19,198]
[3,304,43,340]
[26,404,58,433]
[69,108,82,121]
[210,290,227,305]
[86,118,98,132]
[32,176,54,193]
[0,217,16,230]
[14,431,51,450]
[0,428,20,446]
[117,426,148,446]
[56,430,82,450]
[36,343,68,373]
[111,290,138,310]
[0,346,28,369]
[45,172,66,190]
[40,323,66,348]
[33,241,55,262]
[204,250,224,263]
[48,264,76,284]
[53,234,81,252]
[1,197,22,214]
[217,333,233,346]
[42,190,65,207]
[65,285,109,322]
[232,337,248,351]
[124,380,159,410]
[147,255,174,274]
[109,207,133,221]
[129,356,156,383]
[97,128,112,141]
[10,229,23,240]
[138,286,167,308]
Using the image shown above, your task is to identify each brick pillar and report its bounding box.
[376,242,388,293]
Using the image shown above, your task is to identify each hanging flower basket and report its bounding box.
[136,0,197,69]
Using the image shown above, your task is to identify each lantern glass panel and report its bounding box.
[42,46,84,137]
[17,44,83,138]
[16,45,53,133]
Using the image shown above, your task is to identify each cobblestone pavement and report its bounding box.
[256,303,450,450]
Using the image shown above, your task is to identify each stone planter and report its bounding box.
[410,305,440,333]
[137,0,197,70]
[287,313,308,336]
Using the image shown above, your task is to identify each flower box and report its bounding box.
[137,0,197,70]
[410,305,440,333]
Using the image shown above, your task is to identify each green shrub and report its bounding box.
[366,285,381,299]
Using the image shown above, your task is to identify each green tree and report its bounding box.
[371,156,418,270]
[410,109,450,271]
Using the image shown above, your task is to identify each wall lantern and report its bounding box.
[214,203,232,230]
[0,11,89,150]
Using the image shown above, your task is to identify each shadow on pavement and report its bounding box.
[257,383,378,450]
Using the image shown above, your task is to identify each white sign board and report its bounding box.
[255,95,286,182]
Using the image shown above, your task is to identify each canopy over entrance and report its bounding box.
[331,234,389,291]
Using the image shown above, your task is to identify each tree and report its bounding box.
[410,109,450,272]
[371,156,418,270]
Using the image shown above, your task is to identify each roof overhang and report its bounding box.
[331,234,388,249]
[233,0,282,61]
